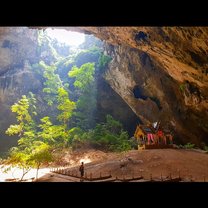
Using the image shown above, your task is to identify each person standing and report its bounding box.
[79,162,84,178]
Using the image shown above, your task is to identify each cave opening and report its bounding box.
[45,28,85,47]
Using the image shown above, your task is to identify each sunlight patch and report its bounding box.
[79,157,91,164]
[46,28,85,47]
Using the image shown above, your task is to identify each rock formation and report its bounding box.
[0,27,208,153]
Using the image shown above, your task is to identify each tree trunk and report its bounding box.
[20,168,29,181]
[36,163,40,181]
[12,167,17,179]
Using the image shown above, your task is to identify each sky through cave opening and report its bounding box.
[45,28,85,47]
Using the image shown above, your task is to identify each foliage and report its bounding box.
[74,47,101,67]
[74,87,97,130]
[39,61,76,138]
[57,88,76,125]
[203,146,208,152]
[98,53,112,69]
[5,94,54,180]
[38,116,72,147]
[129,137,139,149]
[39,60,63,106]
[37,30,60,60]
[30,142,52,166]
[8,147,31,167]
[37,30,45,47]
[80,35,103,49]
[5,140,53,181]
[54,54,75,69]
[5,94,35,180]
[48,41,61,61]
[184,143,195,149]
[6,147,32,181]
[89,46,102,54]
[28,92,37,117]
[38,116,55,144]
[29,141,53,179]
[31,63,42,74]
[5,94,36,138]
[71,115,131,152]
[69,127,87,149]
[68,62,96,130]
[179,83,185,92]
[51,39,70,57]
[68,62,95,91]
[67,127,84,143]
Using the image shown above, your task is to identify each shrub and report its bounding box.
[203,146,208,152]
[71,115,131,152]
[98,53,112,69]
[179,84,185,92]
[184,143,195,149]
[129,137,138,149]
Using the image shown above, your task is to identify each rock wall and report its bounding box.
[73,27,208,146]
[0,27,43,154]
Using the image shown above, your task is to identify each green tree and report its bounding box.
[98,53,112,69]
[105,114,123,135]
[57,88,76,126]
[5,94,36,138]
[68,62,96,130]
[39,60,63,106]
[5,94,36,180]
[68,62,95,91]
[38,116,68,147]
[38,117,55,145]
[74,86,97,130]
[29,141,52,179]
[93,115,130,152]
[72,115,131,152]
[5,94,54,181]
[6,147,32,181]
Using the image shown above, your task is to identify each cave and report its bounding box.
[0,26,208,154]
[0,26,208,182]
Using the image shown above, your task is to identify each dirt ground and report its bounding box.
[36,148,208,182]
